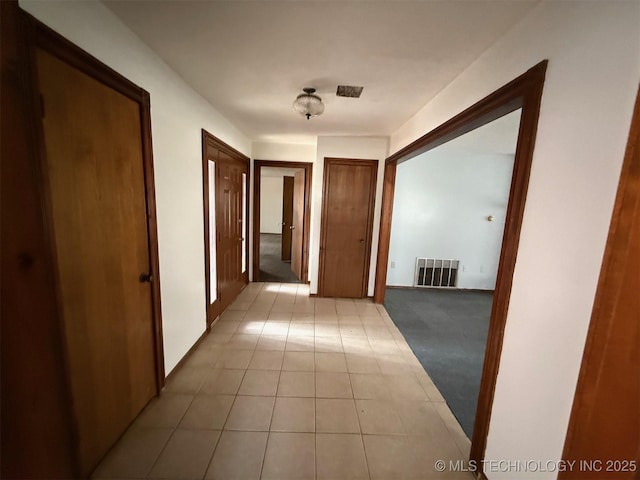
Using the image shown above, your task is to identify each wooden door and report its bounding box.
[291,170,305,280]
[37,49,157,476]
[281,176,294,261]
[319,158,378,298]
[216,151,248,311]
[560,86,640,479]
[202,131,248,321]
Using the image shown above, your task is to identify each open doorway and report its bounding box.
[253,160,312,283]
[260,166,304,282]
[373,61,547,475]
[384,109,522,438]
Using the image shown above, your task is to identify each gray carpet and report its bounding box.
[384,288,492,438]
[259,233,301,283]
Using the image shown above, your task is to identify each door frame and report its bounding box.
[252,160,313,283]
[24,12,166,390]
[373,61,548,477]
[202,130,250,325]
[3,3,79,477]
[318,157,378,298]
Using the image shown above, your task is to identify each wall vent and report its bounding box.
[414,258,459,288]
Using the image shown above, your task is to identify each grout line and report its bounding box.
[143,391,198,478]
[358,432,373,480]
[259,431,271,479]
[313,420,317,480]
[258,297,278,480]
[199,428,222,480]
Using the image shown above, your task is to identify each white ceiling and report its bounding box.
[104,1,538,145]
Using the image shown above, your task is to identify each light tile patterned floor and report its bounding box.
[93,283,474,479]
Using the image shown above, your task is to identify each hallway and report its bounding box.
[259,233,301,283]
[92,283,472,479]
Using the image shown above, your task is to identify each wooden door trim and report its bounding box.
[252,160,313,283]
[560,84,640,476]
[203,129,250,165]
[2,3,79,477]
[318,157,379,298]
[22,11,166,391]
[32,16,150,104]
[202,130,250,324]
[373,60,548,476]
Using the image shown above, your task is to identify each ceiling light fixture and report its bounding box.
[292,87,324,120]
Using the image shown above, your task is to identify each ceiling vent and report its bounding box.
[336,85,363,98]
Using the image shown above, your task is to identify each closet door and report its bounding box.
[203,132,249,315]
[319,158,378,298]
[37,49,158,476]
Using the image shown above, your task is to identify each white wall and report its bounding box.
[21,0,251,374]
[252,142,317,163]
[260,176,284,233]
[390,2,640,477]
[311,136,390,296]
[388,110,520,289]
[260,168,305,234]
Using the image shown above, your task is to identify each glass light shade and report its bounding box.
[293,89,325,119]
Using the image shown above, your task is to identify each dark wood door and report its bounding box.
[291,170,305,280]
[202,132,249,322]
[319,158,378,298]
[37,48,157,476]
[560,86,640,479]
[281,176,294,261]
[216,151,248,311]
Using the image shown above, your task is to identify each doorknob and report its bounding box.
[139,272,152,283]
[359,239,365,244]
[290,225,295,230]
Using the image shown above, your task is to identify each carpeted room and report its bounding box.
[384,109,521,438]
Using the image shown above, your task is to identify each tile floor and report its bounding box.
[93,283,474,480]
